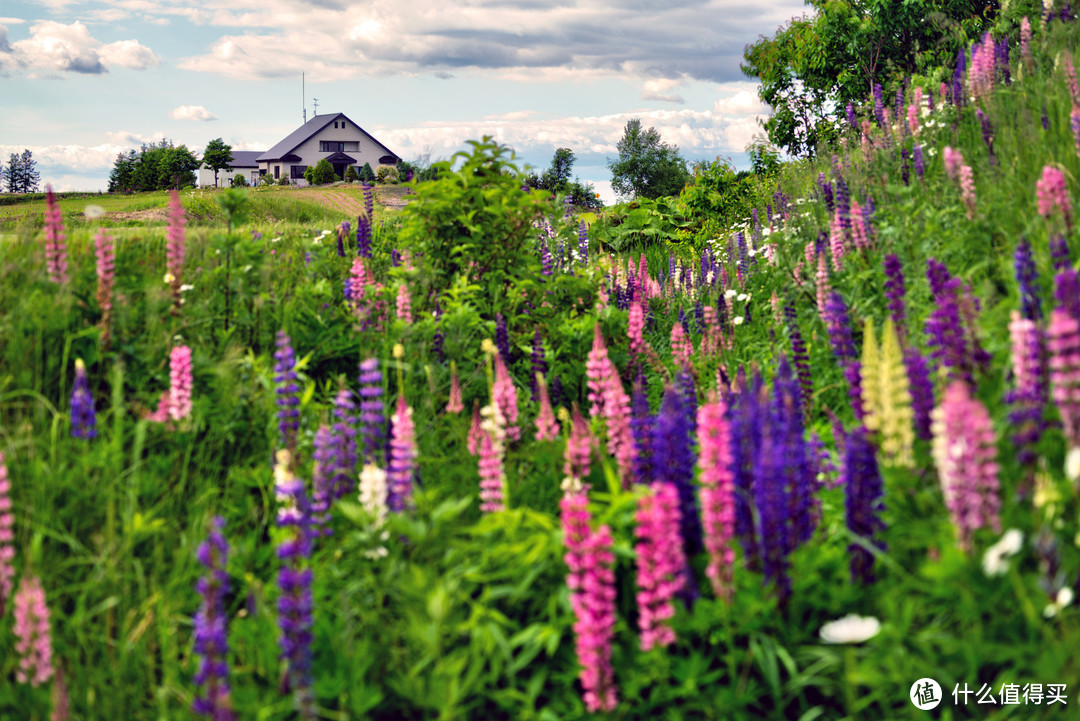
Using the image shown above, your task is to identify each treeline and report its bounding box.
[108,140,201,193]
[2,150,41,194]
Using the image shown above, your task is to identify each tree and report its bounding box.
[309,158,338,185]
[607,120,690,200]
[3,153,18,194]
[203,138,233,188]
[159,145,200,190]
[19,150,40,193]
[542,148,575,191]
[742,0,997,156]
[359,162,376,182]
[344,165,359,182]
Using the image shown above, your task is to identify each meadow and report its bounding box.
[1,13,1080,721]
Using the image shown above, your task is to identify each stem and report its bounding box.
[844,645,858,720]
[224,245,232,333]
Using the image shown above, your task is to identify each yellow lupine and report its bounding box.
[861,318,915,467]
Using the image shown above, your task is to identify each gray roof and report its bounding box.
[229,151,262,168]
[256,113,399,163]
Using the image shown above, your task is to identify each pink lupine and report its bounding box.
[535,373,560,441]
[943,146,963,181]
[561,492,617,713]
[14,574,53,687]
[1010,311,1044,402]
[829,210,846,272]
[701,306,721,356]
[169,345,193,421]
[968,37,995,100]
[960,165,976,219]
[1072,105,1080,160]
[634,481,686,651]
[803,240,816,268]
[1065,55,1080,107]
[628,302,645,363]
[669,322,692,366]
[347,257,371,302]
[492,352,520,441]
[478,433,505,512]
[0,453,13,616]
[1047,308,1080,449]
[564,405,595,486]
[939,82,949,105]
[635,254,648,301]
[395,284,412,324]
[44,186,68,285]
[602,372,637,483]
[387,395,417,510]
[931,381,1001,553]
[586,324,614,418]
[907,103,919,135]
[167,189,185,309]
[94,228,115,333]
[1036,165,1073,229]
[467,402,484,455]
[697,399,736,601]
[816,250,830,312]
[1021,17,1033,72]
[850,201,869,251]
[445,367,464,414]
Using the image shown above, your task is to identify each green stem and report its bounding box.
[844,645,858,720]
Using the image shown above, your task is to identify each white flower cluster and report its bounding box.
[359,463,388,528]
[981,529,1023,577]
[819,614,881,644]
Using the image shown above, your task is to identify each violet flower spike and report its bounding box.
[193,517,236,720]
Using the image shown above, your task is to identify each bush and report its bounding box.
[344,165,359,183]
[277,173,291,186]
[376,164,399,184]
[230,174,249,188]
[359,162,376,182]
[309,159,338,186]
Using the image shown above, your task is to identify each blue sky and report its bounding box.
[0,0,807,202]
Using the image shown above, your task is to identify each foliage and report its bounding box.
[376,164,399,184]
[107,141,200,192]
[202,138,234,188]
[2,149,41,194]
[607,119,691,200]
[307,159,339,186]
[230,174,249,188]
[359,162,376,182]
[344,165,359,183]
[741,0,997,157]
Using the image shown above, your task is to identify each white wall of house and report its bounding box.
[258,119,394,181]
[198,166,260,187]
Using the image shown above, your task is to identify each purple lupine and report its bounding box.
[976,108,996,164]
[310,425,334,534]
[952,48,967,107]
[652,387,702,559]
[361,181,374,219]
[735,232,749,283]
[578,220,589,265]
[1042,103,1051,131]
[844,427,886,584]
[678,366,697,436]
[540,240,553,277]
[883,254,907,339]
[904,347,935,441]
[274,453,315,720]
[631,381,654,485]
[900,147,910,186]
[873,83,885,126]
[390,249,402,268]
[71,359,97,439]
[820,173,834,212]
[336,221,349,257]
[824,292,857,363]
[846,102,858,132]
[193,517,236,721]
[1008,311,1048,471]
[530,329,547,402]
[1016,238,1043,321]
[996,38,1011,85]
[784,304,813,409]
[274,332,301,454]
[355,213,372,258]
[894,84,905,123]
[754,375,791,602]
[913,144,925,180]
[925,259,974,384]
[495,313,511,368]
[1051,234,1072,273]
[694,301,705,335]
[330,388,358,499]
[729,369,762,566]
[432,328,445,362]
[834,174,851,230]
[358,358,385,464]
[1056,270,1080,323]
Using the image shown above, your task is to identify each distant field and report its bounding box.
[0,183,412,230]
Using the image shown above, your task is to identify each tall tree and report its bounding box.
[607,119,690,200]
[203,138,233,188]
[20,150,40,193]
[2,153,17,194]
[159,145,200,190]
[541,147,575,191]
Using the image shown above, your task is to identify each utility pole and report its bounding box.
[302,73,306,123]
[313,98,319,117]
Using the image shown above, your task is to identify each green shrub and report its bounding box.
[309,159,338,186]
[359,162,376,182]
[229,174,249,187]
[344,165,359,183]
[376,164,399,184]
[277,173,291,186]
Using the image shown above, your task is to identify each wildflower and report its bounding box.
[931,381,1001,553]
[492,352,520,441]
[0,453,13,616]
[530,329,547,402]
[169,345,193,421]
[943,146,963,181]
[358,463,388,526]
[670,322,692,366]
[733,316,745,326]
[1043,587,1075,618]
[1037,165,1073,230]
[563,405,594,494]
[395,284,412,324]
[95,228,115,339]
[478,432,506,512]
[193,517,236,720]
[495,313,511,367]
[13,574,53,686]
[358,358,384,464]
[446,364,464,414]
[1009,311,1048,470]
[784,304,813,409]
[561,492,618,712]
[982,528,1024,577]
[628,302,645,364]
[71,359,97,439]
[652,387,701,576]
[586,324,614,419]
[635,482,686,650]
[1047,308,1080,456]
[167,189,186,310]
[959,165,976,218]
[602,371,638,483]
[844,427,887,582]
[861,318,915,467]
[1021,17,1033,72]
[386,396,416,512]
[535,373,560,441]
[697,398,735,601]
[819,614,881,644]
[274,332,301,454]
[44,186,68,285]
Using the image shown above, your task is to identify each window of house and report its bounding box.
[333,121,338,128]
[291,165,307,179]
[320,141,345,152]
[259,168,266,175]
[274,165,280,179]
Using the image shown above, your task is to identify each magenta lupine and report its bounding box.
[968,34,995,99]
[44,186,68,285]
[345,257,370,302]
[670,322,692,366]
[586,324,614,419]
[563,405,595,493]
[13,574,53,686]
[467,402,484,455]
[478,432,505,512]
[395,283,412,324]
[561,492,618,713]
[697,399,736,601]
[166,189,186,310]
[1066,55,1080,107]
[907,103,919,135]
[634,482,686,651]
[386,396,416,512]
[535,373,561,441]
[628,302,645,364]
[169,345,193,421]
[602,371,638,484]
[492,352,520,441]
[960,165,976,218]
[816,249,830,312]
[1009,311,1048,470]
[931,381,1001,553]
[829,209,845,271]
[943,146,963,181]
[1048,308,1080,450]
[95,228,115,340]
[192,517,236,721]
[1021,17,1033,72]
[0,453,13,616]
[446,367,464,414]
[1036,165,1073,230]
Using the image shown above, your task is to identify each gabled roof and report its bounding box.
[324,151,357,164]
[229,151,262,168]
[257,113,400,163]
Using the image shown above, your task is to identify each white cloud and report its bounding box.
[169,104,218,121]
[0,20,159,77]
[642,78,686,104]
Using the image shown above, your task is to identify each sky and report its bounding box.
[0,0,809,204]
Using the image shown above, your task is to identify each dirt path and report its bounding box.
[293,189,367,218]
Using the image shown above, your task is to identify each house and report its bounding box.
[197,150,263,187]
[256,113,400,183]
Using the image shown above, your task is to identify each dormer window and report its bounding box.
[334,121,338,128]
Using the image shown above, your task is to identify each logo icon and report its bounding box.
[911,678,943,710]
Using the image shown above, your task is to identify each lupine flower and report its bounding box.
[1021,17,1033,72]
[1048,308,1080,457]
[310,425,334,534]
[1042,103,1051,131]
[13,574,53,686]
[467,402,484,455]
[535,373,560,441]
[355,213,372,258]
[628,302,645,365]
[931,382,1001,553]
[913,144,925,180]
[561,492,618,712]
[816,248,830,313]
[358,462,389,526]
[1056,269,1080,323]
[960,165,976,218]
[395,284,412,324]
[335,221,349,257]
[846,102,858,132]
[345,257,370,303]
[900,147,910,185]
[540,240,553,276]
[1037,165,1073,229]
[358,358,384,464]
[697,398,735,601]
[491,351,520,441]
[530,330,547,402]
[1016,238,1043,320]
[976,107,996,163]
[861,319,915,467]
[193,517,235,720]
[167,189,186,309]
[44,186,68,285]
[968,34,995,100]
[169,345,193,421]
[907,103,919,135]
[635,482,686,650]
[670,322,692,366]
[943,146,963,181]
[446,365,464,414]
[578,220,589,265]
[829,209,846,271]
[563,405,594,495]
[1008,311,1048,470]
[71,358,97,439]
[586,324,614,419]
[329,388,358,499]
[0,453,13,617]
[386,396,416,511]
[274,451,316,719]
[872,83,885,126]
[274,332,301,454]
[630,382,654,485]
[652,387,702,566]
[850,200,870,251]
[495,313,511,367]
[926,259,975,385]
[904,347,935,440]
[952,48,967,107]
[784,305,812,408]
[844,427,886,583]
[478,431,506,512]
[603,371,638,483]
[95,228,115,339]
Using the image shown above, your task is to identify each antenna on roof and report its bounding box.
[313,98,319,116]
[302,73,306,123]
